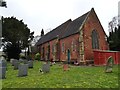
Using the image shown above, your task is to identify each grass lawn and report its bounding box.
[1,60,119,88]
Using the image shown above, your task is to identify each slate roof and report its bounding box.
[61,11,89,39]
[36,19,72,45]
[36,10,90,46]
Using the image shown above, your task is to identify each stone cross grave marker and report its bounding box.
[105,56,114,73]
[41,63,50,73]
[18,64,28,77]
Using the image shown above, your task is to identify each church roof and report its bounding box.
[61,11,89,39]
[36,19,72,45]
[36,9,90,46]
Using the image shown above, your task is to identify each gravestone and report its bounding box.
[10,58,14,65]
[41,63,50,73]
[19,58,24,63]
[63,61,69,71]
[63,64,69,71]
[28,60,33,68]
[18,64,28,77]
[14,60,19,70]
[0,56,7,68]
[23,60,28,64]
[105,56,114,73]
[0,67,6,79]
[0,56,7,79]
[10,59,17,66]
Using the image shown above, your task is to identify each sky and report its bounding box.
[0,0,119,36]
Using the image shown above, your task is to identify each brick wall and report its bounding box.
[83,9,109,61]
[60,34,79,62]
[39,38,59,61]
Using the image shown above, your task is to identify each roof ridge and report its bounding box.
[36,19,72,45]
[36,8,94,45]
[44,19,72,36]
[61,10,90,39]
[73,11,90,22]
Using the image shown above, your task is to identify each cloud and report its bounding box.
[1,0,119,36]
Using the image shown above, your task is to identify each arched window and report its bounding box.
[91,30,99,49]
[62,42,65,53]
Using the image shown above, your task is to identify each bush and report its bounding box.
[35,53,40,61]
[20,54,26,59]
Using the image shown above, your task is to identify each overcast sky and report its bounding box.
[0,0,119,36]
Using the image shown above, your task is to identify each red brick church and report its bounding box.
[36,8,109,64]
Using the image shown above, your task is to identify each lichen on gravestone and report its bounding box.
[105,56,114,73]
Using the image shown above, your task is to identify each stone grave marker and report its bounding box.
[0,56,7,79]
[105,56,114,73]
[23,60,28,64]
[28,60,33,68]
[18,64,28,77]
[10,58,14,65]
[19,58,24,63]
[10,59,17,66]
[14,60,19,70]
[0,67,6,79]
[0,56,7,68]
[41,63,50,73]
[63,61,69,71]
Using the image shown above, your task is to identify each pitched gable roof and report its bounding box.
[61,11,89,39]
[36,9,92,46]
[36,19,72,45]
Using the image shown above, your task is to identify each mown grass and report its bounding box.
[1,61,119,88]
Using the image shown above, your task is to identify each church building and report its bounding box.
[36,8,109,64]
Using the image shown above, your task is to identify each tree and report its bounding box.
[108,16,120,51]
[2,16,33,60]
[27,31,34,56]
[0,0,7,8]
[108,26,120,51]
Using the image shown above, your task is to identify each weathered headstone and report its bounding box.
[0,57,7,68]
[41,63,50,73]
[19,58,24,63]
[0,56,7,79]
[63,64,69,71]
[105,56,114,73]
[10,59,17,66]
[14,60,19,70]
[10,58,14,65]
[28,60,33,68]
[0,67,6,79]
[23,60,28,64]
[18,64,28,77]
[63,61,69,71]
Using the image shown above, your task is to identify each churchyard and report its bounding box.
[1,60,119,88]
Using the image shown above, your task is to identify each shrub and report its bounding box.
[35,53,40,61]
[20,54,26,59]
